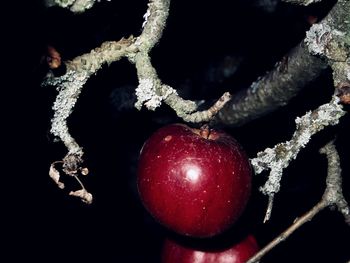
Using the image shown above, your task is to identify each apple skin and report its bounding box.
[161,235,259,263]
[137,124,252,237]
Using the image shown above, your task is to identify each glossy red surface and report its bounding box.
[137,124,252,237]
[161,235,259,263]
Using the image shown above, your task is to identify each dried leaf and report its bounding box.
[49,164,65,189]
[69,189,93,204]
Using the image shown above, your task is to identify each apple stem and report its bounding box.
[199,124,211,139]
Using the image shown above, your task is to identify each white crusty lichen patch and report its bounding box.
[142,3,151,28]
[45,0,110,13]
[43,71,89,155]
[134,0,170,50]
[251,95,345,220]
[305,23,346,59]
[70,0,95,13]
[305,23,332,56]
[45,0,75,8]
[135,78,176,110]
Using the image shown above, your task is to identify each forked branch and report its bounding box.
[247,140,350,263]
[43,0,231,202]
[250,94,345,221]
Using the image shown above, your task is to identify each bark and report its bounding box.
[214,0,350,126]
[214,42,327,126]
[281,0,322,5]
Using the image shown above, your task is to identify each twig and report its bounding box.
[247,201,328,263]
[250,94,345,221]
[319,141,350,224]
[134,0,170,52]
[247,140,350,263]
[178,92,232,123]
[281,0,322,5]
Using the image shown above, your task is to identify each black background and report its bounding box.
[5,0,350,262]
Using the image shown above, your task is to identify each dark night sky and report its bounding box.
[5,0,350,262]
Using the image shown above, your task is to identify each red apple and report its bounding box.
[161,235,259,263]
[137,124,252,237]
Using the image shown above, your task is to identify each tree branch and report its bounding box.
[214,42,327,127]
[304,0,350,103]
[250,94,345,221]
[214,0,350,127]
[247,140,350,263]
[134,0,170,52]
[43,0,231,202]
[319,140,350,223]
[174,92,232,123]
[280,0,322,6]
[247,201,328,263]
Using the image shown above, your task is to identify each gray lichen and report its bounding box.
[44,0,107,13]
[305,23,333,56]
[320,141,350,225]
[43,71,88,156]
[135,0,170,51]
[135,78,177,110]
[251,95,346,220]
[281,0,322,6]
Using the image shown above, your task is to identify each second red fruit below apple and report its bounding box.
[161,234,259,263]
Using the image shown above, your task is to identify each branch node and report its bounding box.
[251,94,345,221]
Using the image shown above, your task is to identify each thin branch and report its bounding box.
[247,140,350,263]
[67,36,136,74]
[43,71,88,157]
[250,94,346,221]
[134,0,170,52]
[280,0,322,6]
[178,92,232,123]
[247,201,328,263]
[319,141,350,224]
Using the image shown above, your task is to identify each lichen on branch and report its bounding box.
[319,141,350,224]
[215,0,350,127]
[44,0,110,13]
[135,0,170,52]
[280,0,322,6]
[247,140,350,263]
[43,0,231,203]
[304,0,350,102]
[43,70,88,156]
[213,42,327,127]
[250,94,346,221]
